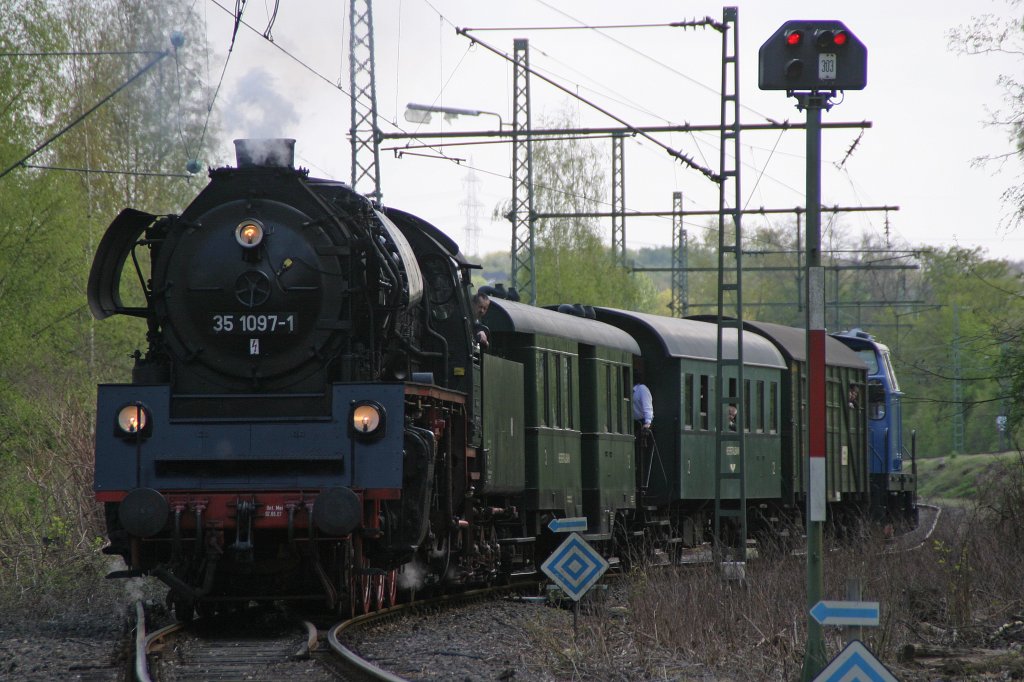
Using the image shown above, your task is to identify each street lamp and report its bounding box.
[404,102,504,129]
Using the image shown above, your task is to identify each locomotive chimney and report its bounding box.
[233,138,296,168]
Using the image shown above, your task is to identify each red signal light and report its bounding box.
[785,29,803,46]
[833,30,849,46]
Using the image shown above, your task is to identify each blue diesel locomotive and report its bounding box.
[832,329,917,524]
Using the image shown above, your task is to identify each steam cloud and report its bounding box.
[226,67,300,140]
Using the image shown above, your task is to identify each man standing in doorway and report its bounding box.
[633,369,654,493]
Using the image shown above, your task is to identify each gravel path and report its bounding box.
[342,592,718,682]
[0,596,132,681]
[344,598,583,682]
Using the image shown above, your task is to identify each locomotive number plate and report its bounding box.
[211,313,297,334]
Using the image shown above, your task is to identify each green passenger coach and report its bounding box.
[593,309,787,544]
[481,300,639,539]
[741,321,870,525]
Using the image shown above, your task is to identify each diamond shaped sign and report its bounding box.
[541,532,609,601]
[813,640,897,682]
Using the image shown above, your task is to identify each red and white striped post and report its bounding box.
[800,91,829,681]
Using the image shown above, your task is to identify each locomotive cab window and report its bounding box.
[868,380,886,419]
[856,349,880,374]
[882,350,900,392]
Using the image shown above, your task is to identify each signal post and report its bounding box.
[758,20,867,681]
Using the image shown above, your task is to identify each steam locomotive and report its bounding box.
[89,139,914,619]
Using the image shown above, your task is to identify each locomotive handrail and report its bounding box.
[910,429,918,478]
[882,427,890,470]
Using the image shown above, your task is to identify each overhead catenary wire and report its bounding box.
[531,0,777,124]
[409,3,828,206]
[463,3,883,215]
[456,28,720,183]
[22,164,193,178]
[0,50,171,180]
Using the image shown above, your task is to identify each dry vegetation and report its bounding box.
[535,459,1024,681]
[0,394,123,619]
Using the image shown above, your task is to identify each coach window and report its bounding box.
[621,366,630,434]
[683,373,694,431]
[699,375,709,430]
[620,366,627,434]
[566,356,574,430]
[557,356,565,425]
[604,364,612,433]
[540,351,550,427]
[744,379,752,432]
[756,380,765,432]
[769,382,778,434]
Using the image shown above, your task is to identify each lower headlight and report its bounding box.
[116,404,149,435]
[350,401,385,439]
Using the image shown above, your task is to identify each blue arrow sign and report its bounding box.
[541,533,609,601]
[813,640,897,682]
[810,600,880,626]
[548,516,588,533]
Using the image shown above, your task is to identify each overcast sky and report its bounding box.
[193,0,1022,260]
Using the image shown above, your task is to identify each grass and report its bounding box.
[915,451,1022,504]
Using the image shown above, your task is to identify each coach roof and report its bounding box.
[486,300,641,355]
[595,309,785,369]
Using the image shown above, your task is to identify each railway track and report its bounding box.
[133,582,534,682]
[131,512,939,681]
[136,602,331,681]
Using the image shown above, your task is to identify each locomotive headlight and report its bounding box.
[235,220,265,248]
[116,404,150,437]
[350,401,385,440]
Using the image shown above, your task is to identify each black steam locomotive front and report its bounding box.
[89,139,430,611]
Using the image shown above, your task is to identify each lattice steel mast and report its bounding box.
[349,0,382,200]
[713,6,746,563]
[510,39,536,305]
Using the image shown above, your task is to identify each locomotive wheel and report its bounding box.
[371,572,386,611]
[385,569,398,607]
[173,595,195,623]
[357,555,372,614]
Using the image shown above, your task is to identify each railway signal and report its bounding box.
[759,18,868,682]
[759,20,867,92]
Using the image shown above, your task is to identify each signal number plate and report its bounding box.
[212,313,297,334]
[818,53,837,80]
